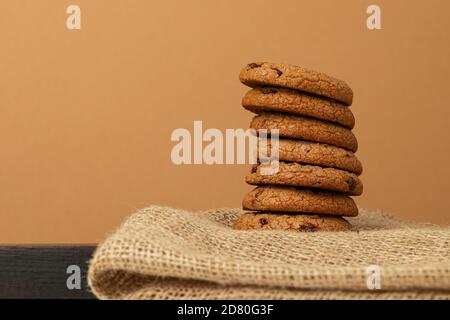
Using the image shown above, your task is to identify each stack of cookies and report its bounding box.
[233,62,363,232]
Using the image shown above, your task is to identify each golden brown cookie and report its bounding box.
[233,212,352,232]
[243,87,355,128]
[239,62,353,105]
[242,186,358,217]
[246,162,363,196]
[262,139,362,175]
[251,113,358,152]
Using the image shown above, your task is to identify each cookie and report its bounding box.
[239,62,353,105]
[243,87,355,128]
[233,212,352,232]
[242,186,358,216]
[251,113,358,152]
[246,162,363,196]
[260,139,362,175]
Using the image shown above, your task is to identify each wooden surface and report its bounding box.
[0,245,97,299]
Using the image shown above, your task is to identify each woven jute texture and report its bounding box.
[88,206,450,300]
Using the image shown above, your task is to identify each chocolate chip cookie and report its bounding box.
[233,212,352,232]
[242,186,358,216]
[243,87,355,128]
[251,113,358,152]
[246,162,363,195]
[239,62,353,105]
[265,139,363,175]
[259,138,362,175]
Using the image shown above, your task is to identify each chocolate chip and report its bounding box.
[254,188,265,198]
[247,63,260,69]
[298,223,318,232]
[271,67,283,77]
[259,218,268,225]
[346,178,357,191]
[261,87,278,94]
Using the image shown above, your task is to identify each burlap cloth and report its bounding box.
[88,206,450,300]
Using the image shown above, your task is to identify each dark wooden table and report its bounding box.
[0,245,97,299]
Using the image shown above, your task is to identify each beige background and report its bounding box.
[1,0,450,243]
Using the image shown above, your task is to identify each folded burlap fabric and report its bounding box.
[88,206,450,300]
